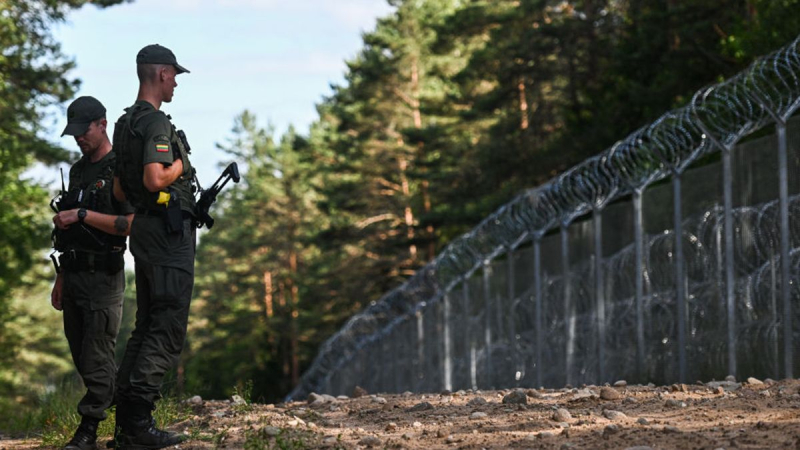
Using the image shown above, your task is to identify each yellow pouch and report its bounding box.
[157,191,171,207]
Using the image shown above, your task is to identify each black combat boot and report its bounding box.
[65,416,100,450]
[114,401,186,450]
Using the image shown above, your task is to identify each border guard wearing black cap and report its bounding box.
[51,95,135,450]
[111,44,196,449]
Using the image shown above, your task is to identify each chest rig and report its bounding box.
[114,105,196,214]
[51,153,127,273]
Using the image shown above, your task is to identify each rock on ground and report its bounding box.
[502,389,528,405]
[600,386,622,400]
[553,408,572,422]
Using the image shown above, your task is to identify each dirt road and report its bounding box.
[4,378,800,449]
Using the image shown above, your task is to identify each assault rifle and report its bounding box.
[195,162,240,229]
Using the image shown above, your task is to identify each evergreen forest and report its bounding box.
[1,0,799,425]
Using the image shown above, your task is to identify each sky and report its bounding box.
[34,0,394,187]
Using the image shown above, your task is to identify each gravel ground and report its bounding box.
[4,378,800,449]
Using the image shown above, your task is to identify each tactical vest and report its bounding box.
[53,152,127,253]
[114,105,197,214]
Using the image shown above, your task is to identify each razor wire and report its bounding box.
[287,34,800,400]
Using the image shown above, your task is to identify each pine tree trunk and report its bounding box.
[264,271,273,318]
[667,0,680,50]
[518,77,529,130]
[398,153,418,260]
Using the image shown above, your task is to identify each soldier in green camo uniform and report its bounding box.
[110,44,196,449]
[51,96,135,450]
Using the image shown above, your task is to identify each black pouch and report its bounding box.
[164,188,183,234]
[106,252,125,274]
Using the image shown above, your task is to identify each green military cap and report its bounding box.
[61,96,106,137]
[136,44,190,74]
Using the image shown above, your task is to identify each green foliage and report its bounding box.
[187,112,326,403]
[212,428,230,447]
[2,380,78,439]
[116,271,138,362]
[5,379,188,447]
[232,380,255,413]
[0,265,137,436]
[244,427,320,450]
[152,395,192,431]
[0,276,72,433]
[4,0,793,427]
[0,0,130,302]
[0,0,129,424]
[720,0,800,60]
[183,0,800,404]
[235,379,254,404]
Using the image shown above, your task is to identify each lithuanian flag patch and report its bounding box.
[156,144,169,153]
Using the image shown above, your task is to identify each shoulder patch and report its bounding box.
[153,134,170,143]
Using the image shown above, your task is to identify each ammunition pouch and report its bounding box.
[59,250,125,274]
[164,188,184,234]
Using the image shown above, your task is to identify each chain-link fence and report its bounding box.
[287,34,800,400]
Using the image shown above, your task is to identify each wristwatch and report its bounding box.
[78,208,87,223]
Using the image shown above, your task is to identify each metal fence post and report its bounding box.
[416,310,424,392]
[693,116,739,379]
[507,246,519,385]
[633,189,646,379]
[722,148,737,379]
[533,237,544,388]
[673,173,688,383]
[462,277,477,390]
[483,261,493,389]
[395,323,402,392]
[443,293,452,392]
[562,225,575,386]
[593,209,606,383]
[776,123,793,379]
[746,91,795,379]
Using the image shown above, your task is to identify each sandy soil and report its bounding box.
[4,378,800,449]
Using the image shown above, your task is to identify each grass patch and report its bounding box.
[232,379,255,414]
[152,395,192,430]
[2,380,192,448]
[244,427,320,450]
[212,428,230,447]
[0,381,87,442]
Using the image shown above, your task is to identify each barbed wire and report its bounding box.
[287,34,800,401]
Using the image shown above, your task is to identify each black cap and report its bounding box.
[136,44,190,74]
[61,96,106,137]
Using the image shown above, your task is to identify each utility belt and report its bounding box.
[57,249,125,274]
[136,208,195,234]
[135,208,194,219]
